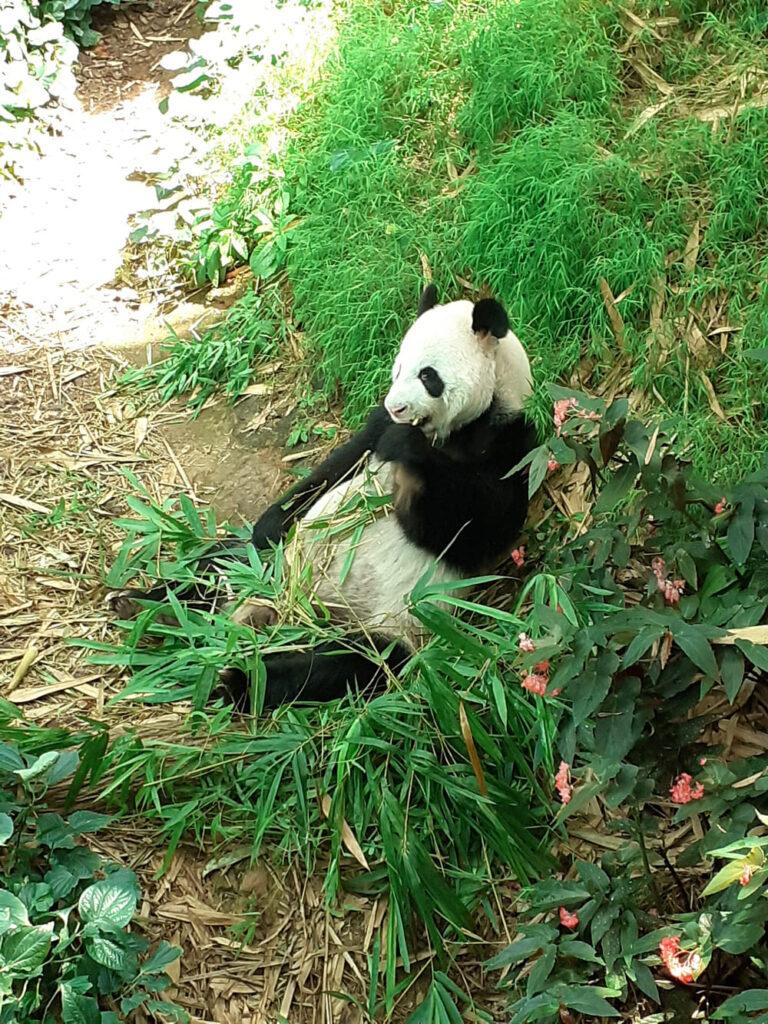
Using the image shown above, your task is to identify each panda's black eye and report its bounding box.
[418,366,444,398]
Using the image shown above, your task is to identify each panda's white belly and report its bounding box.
[289,457,459,645]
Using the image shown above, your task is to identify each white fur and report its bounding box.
[289,297,531,649]
[384,299,531,439]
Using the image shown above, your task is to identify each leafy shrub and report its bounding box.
[485,388,768,1020]
[0,738,185,1023]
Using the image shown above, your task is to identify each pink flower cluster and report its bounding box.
[554,761,572,805]
[553,397,601,436]
[714,497,727,515]
[520,658,560,697]
[559,907,579,929]
[511,546,525,568]
[553,398,577,433]
[740,863,755,887]
[547,458,560,473]
[659,935,702,984]
[518,632,536,653]
[652,557,685,606]
[670,772,705,804]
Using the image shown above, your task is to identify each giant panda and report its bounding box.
[108,286,538,709]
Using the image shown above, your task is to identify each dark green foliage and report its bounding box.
[0,739,185,1023]
[486,389,768,1020]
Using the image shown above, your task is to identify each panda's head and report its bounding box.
[384,285,532,440]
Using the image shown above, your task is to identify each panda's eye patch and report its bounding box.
[418,366,444,398]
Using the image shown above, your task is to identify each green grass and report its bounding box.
[253,0,767,475]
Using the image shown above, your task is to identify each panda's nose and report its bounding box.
[386,402,409,421]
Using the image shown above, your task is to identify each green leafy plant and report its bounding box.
[0,739,186,1023]
[120,287,276,413]
[483,386,768,1020]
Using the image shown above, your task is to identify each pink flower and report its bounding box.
[511,546,525,568]
[698,757,707,766]
[740,863,755,887]
[670,772,705,804]
[659,935,702,985]
[518,632,536,653]
[549,688,562,697]
[652,558,686,605]
[534,660,550,675]
[547,458,560,473]
[576,408,601,422]
[521,673,547,695]
[559,907,579,929]
[661,579,685,605]
[714,498,727,515]
[553,398,578,433]
[554,761,572,805]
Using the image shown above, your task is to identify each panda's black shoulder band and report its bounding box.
[417,283,438,316]
[472,298,509,339]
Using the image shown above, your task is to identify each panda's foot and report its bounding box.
[223,597,278,630]
[104,587,179,626]
[104,588,143,621]
[212,666,250,712]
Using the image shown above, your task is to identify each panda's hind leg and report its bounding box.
[215,634,412,712]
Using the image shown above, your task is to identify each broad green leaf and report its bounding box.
[702,849,764,897]
[486,928,558,969]
[78,870,138,930]
[736,639,768,672]
[68,811,112,835]
[61,982,100,1024]
[526,944,556,996]
[713,989,768,1018]
[0,890,30,934]
[14,750,59,782]
[0,743,24,772]
[727,506,755,565]
[0,813,12,846]
[673,624,718,676]
[719,647,745,703]
[555,984,621,1016]
[1,923,53,975]
[86,934,128,971]
[559,939,603,964]
[141,940,182,975]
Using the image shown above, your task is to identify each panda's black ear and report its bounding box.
[472,298,509,339]
[417,283,438,317]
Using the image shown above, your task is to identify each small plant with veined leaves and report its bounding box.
[0,739,186,1024]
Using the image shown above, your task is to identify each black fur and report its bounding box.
[216,634,412,710]
[472,298,509,339]
[417,283,439,316]
[251,403,391,547]
[418,366,445,398]
[375,407,537,573]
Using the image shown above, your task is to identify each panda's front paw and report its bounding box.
[251,505,285,549]
[376,423,429,464]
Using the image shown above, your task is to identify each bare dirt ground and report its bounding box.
[0,6,378,1022]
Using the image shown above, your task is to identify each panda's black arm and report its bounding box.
[250,403,392,547]
[376,421,535,572]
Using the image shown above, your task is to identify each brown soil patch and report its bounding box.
[77,0,206,112]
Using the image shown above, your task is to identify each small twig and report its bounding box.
[659,845,692,912]
[633,811,663,910]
